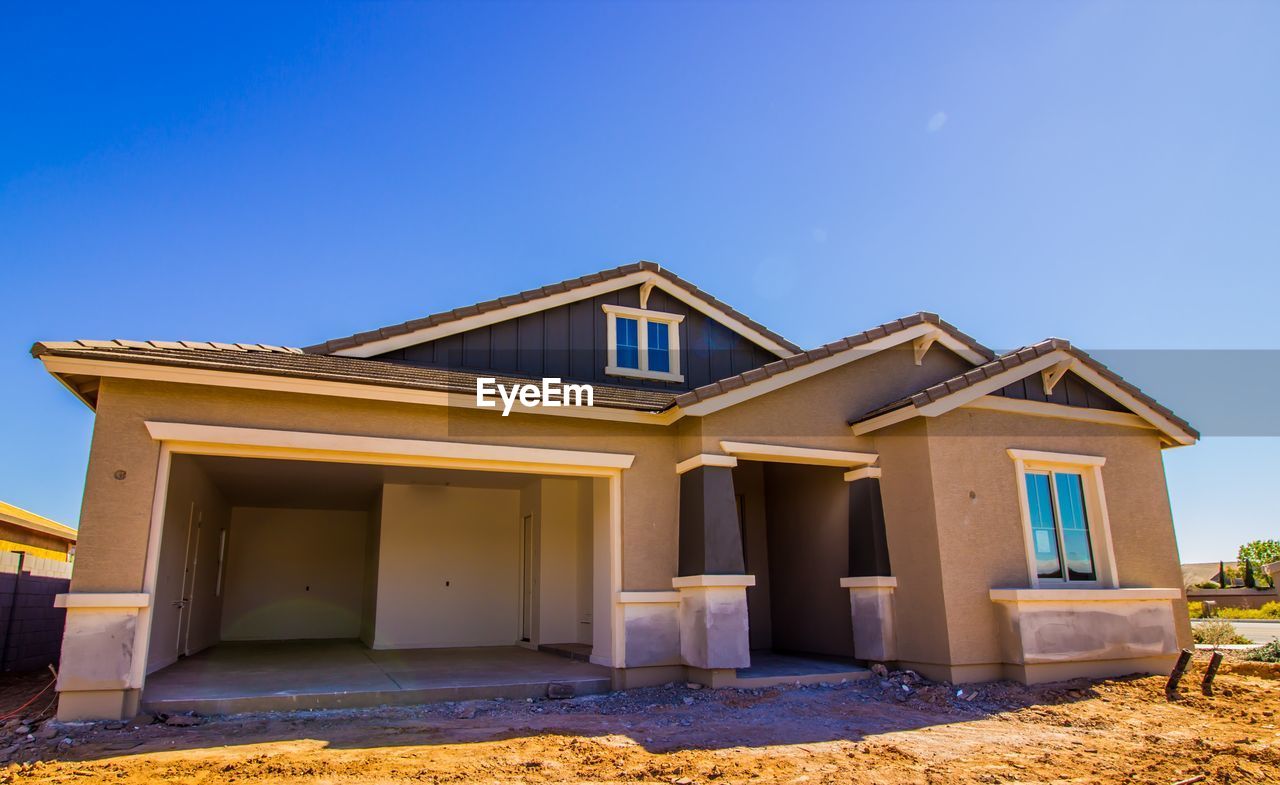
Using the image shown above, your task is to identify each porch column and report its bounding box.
[842,467,898,662]
[674,457,752,670]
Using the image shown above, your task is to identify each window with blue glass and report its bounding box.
[616,317,639,369]
[647,320,670,373]
[1023,470,1096,582]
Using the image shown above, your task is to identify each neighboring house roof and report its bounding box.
[0,500,77,543]
[671,312,993,412]
[30,341,677,413]
[302,261,804,359]
[851,338,1199,445]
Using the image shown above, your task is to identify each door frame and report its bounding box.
[132,422,631,690]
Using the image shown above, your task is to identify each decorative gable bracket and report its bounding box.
[1041,358,1075,396]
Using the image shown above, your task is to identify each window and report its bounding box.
[1008,449,1116,588]
[616,317,639,369]
[1024,471,1095,581]
[603,304,685,382]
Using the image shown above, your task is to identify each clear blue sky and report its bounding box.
[2,2,1276,563]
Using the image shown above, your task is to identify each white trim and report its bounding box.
[602,304,685,383]
[1008,450,1118,590]
[675,454,739,474]
[1041,358,1074,396]
[843,466,882,482]
[1007,449,1106,467]
[990,588,1180,602]
[40,355,682,426]
[132,441,172,686]
[144,422,634,473]
[54,593,150,609]
[839,577,897,589]
[617,591,681,604]
[672,574,757,589]
[850,405,919,437]
[719,441,877,468]
[684,321,988,418]
[329,270,795,359]
[962,396,1155,430]
[601,303,686,323]
[605,365,685,383]
[912,330,940,366]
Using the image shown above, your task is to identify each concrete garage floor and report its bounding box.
[142,640,612,715]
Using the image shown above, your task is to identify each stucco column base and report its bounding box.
[672,575,754,670]
[53,595,151,720]
[841,577,898,662]
[57,689,140,722]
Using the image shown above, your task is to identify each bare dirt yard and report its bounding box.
[2,653,1278,784]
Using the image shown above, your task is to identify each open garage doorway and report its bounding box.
[141,453,610,714]
[731,460,865,682]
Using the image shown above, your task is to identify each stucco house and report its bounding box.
[0,501,77,562]
[35,262,1195,721]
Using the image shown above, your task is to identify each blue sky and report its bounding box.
[1,2,1276,563]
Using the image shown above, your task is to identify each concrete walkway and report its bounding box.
[143,640,612,715]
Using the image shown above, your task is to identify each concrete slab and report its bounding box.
[730,650,871,688]
[142,640,612,715]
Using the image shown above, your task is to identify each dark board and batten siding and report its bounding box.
[992,370,1127,412]
[372,285,780,391]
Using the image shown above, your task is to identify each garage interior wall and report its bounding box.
[221,507,371,641]
[374,483,522,649]
[148,456,230,673]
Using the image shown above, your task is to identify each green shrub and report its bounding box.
[1187,601,1206,618]
[1192,620,1251,646]
[1217,603,1280,620]
[1193,581,1222,589]
[1243,640,1280,663]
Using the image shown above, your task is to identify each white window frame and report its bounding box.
[1008,449,1118,589]
[602,303,685,383]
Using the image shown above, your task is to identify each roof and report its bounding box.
[671,312,994,409]
[0,501,77,542]
[852,338,1200,443]
[30,341,677,413]
[303,261,804,357]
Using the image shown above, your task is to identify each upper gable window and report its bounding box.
[603,304,684,382]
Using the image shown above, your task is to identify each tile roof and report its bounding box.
[30,341,677,413]
[670,312,994,409]
[302,261,804,356]
[851,338,1200,440]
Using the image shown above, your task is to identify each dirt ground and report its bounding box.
[1,653,1278,784]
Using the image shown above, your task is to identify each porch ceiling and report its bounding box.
[187,454,537,510]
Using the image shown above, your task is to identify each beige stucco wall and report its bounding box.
[684,345,973,456]
[221,507,370,641]
[536,477,591,645]
[73,377,679,595]
[878,408,1191,678]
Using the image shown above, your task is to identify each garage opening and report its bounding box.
[732,460,863,680]
[142,454,609,714]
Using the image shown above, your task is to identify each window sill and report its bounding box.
[605,365,685,383]
[990,588,1181,603]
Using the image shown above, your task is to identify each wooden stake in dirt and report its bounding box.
[1165,649,1193,696]
[1200,651,1224,696]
